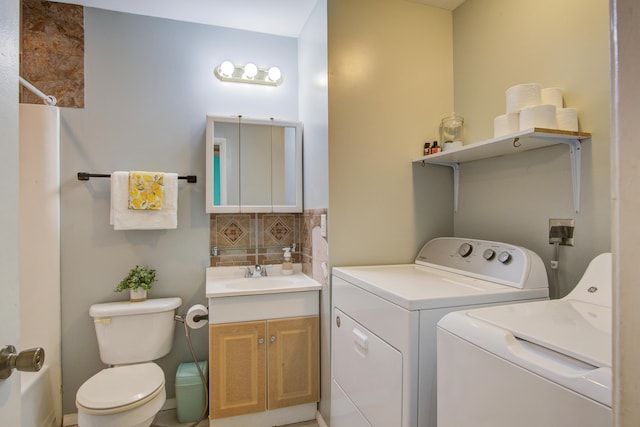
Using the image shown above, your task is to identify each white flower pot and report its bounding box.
[130,288,147,302]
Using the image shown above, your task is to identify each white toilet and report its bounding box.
[75,297,182,427]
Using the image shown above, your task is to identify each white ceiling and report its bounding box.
[51,0,465,37]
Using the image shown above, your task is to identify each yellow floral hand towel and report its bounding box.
[128,171,165,210]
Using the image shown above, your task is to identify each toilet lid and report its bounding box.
[76,363,164,410]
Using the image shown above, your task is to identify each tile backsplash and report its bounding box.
[210,213,300,266]
[210,209,328,284]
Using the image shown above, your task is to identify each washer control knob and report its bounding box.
[498,251,512,264]
[458,243,473,257]
[483,249,496,260]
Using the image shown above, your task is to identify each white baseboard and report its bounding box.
[64,400,319,426]
[62,398,178,426]
[162,397,177,411]
[62,413,77,426]
[316,411,328,427]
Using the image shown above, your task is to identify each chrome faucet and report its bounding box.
[245,265,268,278]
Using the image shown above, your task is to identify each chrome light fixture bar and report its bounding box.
[215,60,283,86]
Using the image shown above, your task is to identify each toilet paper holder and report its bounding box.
[192,313,208,322]
[175,312,208,322]
[175,312,208,325]
[176,304,209,329]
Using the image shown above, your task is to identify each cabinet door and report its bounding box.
[267,316,319,409]
[210,321,267,419]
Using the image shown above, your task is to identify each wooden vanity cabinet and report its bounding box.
[209,320,267,418]
[209,315,319,419]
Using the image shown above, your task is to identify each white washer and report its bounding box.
[330,237,550,427]
[437,253,612,427]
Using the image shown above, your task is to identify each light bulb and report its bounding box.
[219,61,234,77]
[244,63,258,79]
[267,66,282,82]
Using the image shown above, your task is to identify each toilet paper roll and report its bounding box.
[556,108,579,131]
[443,140,463,151]
[506,83,542,113]
[493,112,520,138]
[541,87,564,109]
[185,304,208,329]
[519,104,557,130]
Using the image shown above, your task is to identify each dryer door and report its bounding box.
[332,308,402,426]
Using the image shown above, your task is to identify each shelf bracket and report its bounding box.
[555,139,581,212]
[432,162,460,213]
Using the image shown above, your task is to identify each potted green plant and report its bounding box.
[114,265,157,302]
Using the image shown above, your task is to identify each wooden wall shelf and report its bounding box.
[413,128,592,212]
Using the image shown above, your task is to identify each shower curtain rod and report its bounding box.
[19,76,57,106]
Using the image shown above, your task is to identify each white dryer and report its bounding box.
[330,237,550,427]
[437,253,612,427]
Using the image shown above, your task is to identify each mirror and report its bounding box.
[206,115,302,213]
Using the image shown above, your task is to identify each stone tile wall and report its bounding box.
[20,0,84,108]
[300,209,328,281]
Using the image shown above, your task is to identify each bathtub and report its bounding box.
[21,364,58,427]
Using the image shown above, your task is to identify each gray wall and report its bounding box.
[300,0,329,211]
[452,0,611,296]
[298,0,330,419]
[60,9,299,414]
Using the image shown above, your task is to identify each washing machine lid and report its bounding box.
[438,301,612,407]
[467,299,611,368]
[76,362,164,410]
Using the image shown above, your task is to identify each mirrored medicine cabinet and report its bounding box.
[205,115,303,213]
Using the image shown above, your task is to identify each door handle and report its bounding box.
[0,345,45,379]
[352,328,368,350]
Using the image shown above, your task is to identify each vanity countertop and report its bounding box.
[206,264,321,298]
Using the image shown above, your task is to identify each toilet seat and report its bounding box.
[76,363,165,415]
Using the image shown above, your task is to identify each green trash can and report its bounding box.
[175,361,208,423]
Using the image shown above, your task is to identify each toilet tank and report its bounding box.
[89,297,182,365]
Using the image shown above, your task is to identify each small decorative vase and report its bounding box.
[129,288,147,302]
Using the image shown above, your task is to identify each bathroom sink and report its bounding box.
[206,265,321,297]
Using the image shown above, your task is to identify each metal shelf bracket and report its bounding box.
[556,139,581,212]
[431,162,460,213]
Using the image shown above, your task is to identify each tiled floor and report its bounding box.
[70,409,319,427]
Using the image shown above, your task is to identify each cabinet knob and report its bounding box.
[270,336,276,342]
[258,338,265,344]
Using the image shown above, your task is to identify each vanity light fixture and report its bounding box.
[214,61,283,86]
